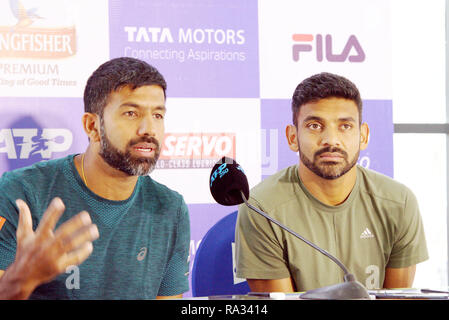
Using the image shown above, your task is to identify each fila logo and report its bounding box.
[360,228,375,239]
[292,33,365,62]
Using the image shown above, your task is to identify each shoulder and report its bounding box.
[357,166,415,206]
[141,176,184,202]
[139,176,187,216]
[0,156,71,192]
[250,165,300,211]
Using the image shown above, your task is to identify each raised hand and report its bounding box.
[0,197,99,299]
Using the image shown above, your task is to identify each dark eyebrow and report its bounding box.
[153,105,167,113]
[303,116,357,123]
[338,117,357,123]
[303,116,324,123]
[119,103,166,112]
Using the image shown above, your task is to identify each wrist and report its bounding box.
[0,262,38,299]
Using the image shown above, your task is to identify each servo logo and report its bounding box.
[156,133,236,169]
[292,33,365,62]
[0,0,77,59]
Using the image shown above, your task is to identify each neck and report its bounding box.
[75,148,139,201]
[298,163,357,206]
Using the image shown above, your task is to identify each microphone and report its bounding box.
[209,157,370,300]
[209,157,249,206]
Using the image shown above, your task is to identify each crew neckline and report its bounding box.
[68,154,142,205]
[294,164,360,213]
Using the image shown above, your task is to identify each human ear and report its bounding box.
[359,122,369,151]
[82,113,101,143]
[286,124,299,152]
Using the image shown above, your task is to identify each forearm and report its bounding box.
[247,277,296,293]
[383,266,416,288]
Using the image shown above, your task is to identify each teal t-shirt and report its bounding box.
[0,155,190,299]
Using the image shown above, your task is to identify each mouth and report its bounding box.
[318,152,345,162]
[131,143,157,157]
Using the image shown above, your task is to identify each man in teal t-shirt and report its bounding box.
[0,57,190,299]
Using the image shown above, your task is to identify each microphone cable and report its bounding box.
[240,190,355,282]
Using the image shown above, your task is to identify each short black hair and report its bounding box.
[291,72,362,126]
[83,57,167,116]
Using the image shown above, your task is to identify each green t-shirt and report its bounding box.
[0,155,190,299]
[235,165,428,291]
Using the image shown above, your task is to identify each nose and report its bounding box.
[320,127,341,147]
[137,116,155,137]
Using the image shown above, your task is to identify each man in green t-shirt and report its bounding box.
[0,57,190,299]
[235,72,428,292]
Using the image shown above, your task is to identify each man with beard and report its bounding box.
[0,57,190,299]
[235,72,428,293]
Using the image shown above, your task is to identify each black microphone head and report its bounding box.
[209,157,249,206]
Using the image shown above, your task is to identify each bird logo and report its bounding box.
[9,0,44,30]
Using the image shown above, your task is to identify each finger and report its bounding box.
[60,242,94,269]
[15,199,34,241]
[35,197,66,236]
[54,211,93,240]
[57,223,99,253]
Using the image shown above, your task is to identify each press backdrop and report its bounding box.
[0,0,393,297]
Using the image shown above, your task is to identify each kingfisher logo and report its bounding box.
[0,128,73,159]
[0,1,77,59]
[156,133,236,169]
[292,33,365,62]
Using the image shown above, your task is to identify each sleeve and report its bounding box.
[387,188,429,268]
[0,176,22,270]
[0,212,18,271]
[157,197,191,296]
[0,171,39,271]
[235,197,291,280]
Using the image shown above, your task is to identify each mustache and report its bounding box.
[314,146,348,159]
[127,136,160,149]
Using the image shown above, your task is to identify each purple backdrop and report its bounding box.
[108,0,259,98]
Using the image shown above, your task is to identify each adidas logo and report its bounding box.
[360,228,375,239]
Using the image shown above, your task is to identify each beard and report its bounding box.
[98,119,160,176]
[299,145,359,180]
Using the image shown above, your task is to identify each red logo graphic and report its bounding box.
[292,33,365,62]
[157,133,236,169]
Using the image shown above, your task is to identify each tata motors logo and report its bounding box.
[124,27,245,45]
[123,26,247,63]
[292,33,365,62]
[0,1,76,59]
[156,133,236,169]
[0,128,72,159]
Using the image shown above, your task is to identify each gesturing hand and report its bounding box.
[6,197,99,298]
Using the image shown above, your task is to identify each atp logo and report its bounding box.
[292,33,365,62]
[0,128,73,159]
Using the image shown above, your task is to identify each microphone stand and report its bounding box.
[241,191,370,300]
